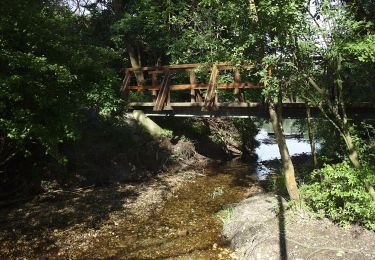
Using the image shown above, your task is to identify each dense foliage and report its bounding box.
[301,161,375,230]
[0,0,121,166]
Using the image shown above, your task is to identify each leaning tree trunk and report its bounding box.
[268,100,300,200]
[341,127,375,201]
[306,106,318,168]
[341,128,360,168]
[128,45,145,86]
[307,74,375,201]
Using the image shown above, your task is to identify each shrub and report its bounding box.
[301,161,375,230]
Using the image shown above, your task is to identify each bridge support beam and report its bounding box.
[132,110,164,137]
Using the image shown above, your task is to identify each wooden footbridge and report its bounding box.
[121,62,375,118]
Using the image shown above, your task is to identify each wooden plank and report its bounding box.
[124,61,259,73]
[153,71,171,111]
[203,65,219,110]
[217,65,236,70]
[151,72,158,102]
[127,82,262,91]
[126,63,201,72]
[120,71,131,98]
[190,71,196,103]
[125,62,234,73]
[129,102,263,108]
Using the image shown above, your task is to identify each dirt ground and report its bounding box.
[223,193,375,260]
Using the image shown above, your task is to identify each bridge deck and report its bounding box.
[127,102,375,119]
[122,62,375,119]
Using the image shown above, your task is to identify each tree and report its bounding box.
[0,0,120,172]
[253,0,308,200]
[286,0,375,200]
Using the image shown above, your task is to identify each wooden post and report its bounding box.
[203,65,219,110]
[151,72,158,103]
[234,69,244,102]
[190,70,196,103]
[165,85,172,110]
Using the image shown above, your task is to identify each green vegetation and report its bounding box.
[301,161,375,230]
[0,0,121,161]
[215,205,234,225]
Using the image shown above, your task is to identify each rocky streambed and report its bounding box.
[0,159,259,259]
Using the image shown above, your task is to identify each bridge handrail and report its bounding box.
[124,61,257,73]
[122,61,263,111]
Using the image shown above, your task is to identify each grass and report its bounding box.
[215,205,234,225]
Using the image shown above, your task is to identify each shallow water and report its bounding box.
[85,126,313,258]
[79,161,258,259]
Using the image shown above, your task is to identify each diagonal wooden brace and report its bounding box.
[120,71,131,100]
[153,70,171,111]
[203,65,219,110]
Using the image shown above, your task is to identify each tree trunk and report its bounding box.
[307,76,375,201]
[268,101,300,200]
[341,129,360,168]
[306,106,318,168]
[341,128,375,201]
[128,45,145,86]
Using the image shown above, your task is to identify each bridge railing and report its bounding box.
[121,62,264,111]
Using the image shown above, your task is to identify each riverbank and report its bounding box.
[2,155,375,259]
[223,193,375,260]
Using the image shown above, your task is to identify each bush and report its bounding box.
[301,161,375,230]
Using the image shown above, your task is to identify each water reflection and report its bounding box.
[255,129,312,180]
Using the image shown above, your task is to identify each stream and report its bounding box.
[82,161,258,259]
[0,120,314,259]
[81,120,313,259]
